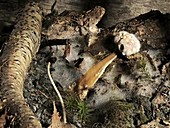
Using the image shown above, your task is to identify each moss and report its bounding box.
[139,112,148,124]
[65,92,79,112]
[96,100,135,128]
[64,91,91,124]
[136,58,151,79]
[77,100,91,122]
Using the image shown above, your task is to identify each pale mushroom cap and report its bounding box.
[114,31,141,56]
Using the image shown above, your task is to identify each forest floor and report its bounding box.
[0,7,170,128]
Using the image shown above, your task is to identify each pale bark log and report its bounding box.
[0,2,42,128]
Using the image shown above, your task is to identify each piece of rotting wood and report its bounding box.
[0,2,42,128]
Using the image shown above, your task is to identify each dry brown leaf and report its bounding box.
[48,101,63,128]
[48,101,77,128]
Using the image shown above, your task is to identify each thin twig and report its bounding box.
[47,62,67,124]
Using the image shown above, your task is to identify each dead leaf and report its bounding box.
[48,101,63,128]
[48,101,76,128]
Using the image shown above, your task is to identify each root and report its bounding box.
[47,62,67,124]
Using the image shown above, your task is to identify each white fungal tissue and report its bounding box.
[114,31,141,56]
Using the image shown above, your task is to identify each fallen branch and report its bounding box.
[0,2,42,128]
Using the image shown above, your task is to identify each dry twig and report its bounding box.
[47,62,67,124]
